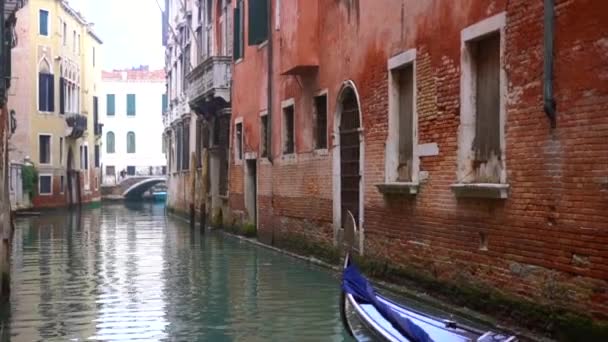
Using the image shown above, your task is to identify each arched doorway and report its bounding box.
[333,82,364,252]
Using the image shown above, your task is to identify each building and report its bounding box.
[162,0,232,222]
[0,0,28,300]
[8,0,103,208]
[100,67,167,185]
[227,0,608,333]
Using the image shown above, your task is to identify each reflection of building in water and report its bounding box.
[9,210,99,341]
[90,205,169,341]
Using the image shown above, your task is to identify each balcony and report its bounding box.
[65,113,87,139]
[186,56,231,117]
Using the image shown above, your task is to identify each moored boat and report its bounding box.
[339,211,518,342]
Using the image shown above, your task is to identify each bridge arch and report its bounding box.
[122,177,167,199]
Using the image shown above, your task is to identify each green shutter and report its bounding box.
[162,94,168,112]
[127,94,136,116]
[107,94,115,115]
[248,0,268,46]
[233,6,242,60]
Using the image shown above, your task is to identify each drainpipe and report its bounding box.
[267,0,275,246]
[544,0,556,128]
[266,0,274,165]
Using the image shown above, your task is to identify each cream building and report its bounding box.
[8,0,102,208]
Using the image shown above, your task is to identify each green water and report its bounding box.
[1,203,355,341]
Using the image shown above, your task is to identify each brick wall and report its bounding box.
[230,0,608,324]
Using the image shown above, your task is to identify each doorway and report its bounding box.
[339,87,362,229]
[245,159,257,225]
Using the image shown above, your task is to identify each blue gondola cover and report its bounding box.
[342,264,434,342]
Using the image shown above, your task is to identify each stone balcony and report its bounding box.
[186,56,232,117]
[65,113,87,139]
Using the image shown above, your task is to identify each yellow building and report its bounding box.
[8,0,103,208]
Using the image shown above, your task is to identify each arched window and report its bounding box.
[106,131,115,153]
[38,58,54,112]
[127,132,136,154]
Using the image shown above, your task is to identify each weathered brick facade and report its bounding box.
[228,0,608,329]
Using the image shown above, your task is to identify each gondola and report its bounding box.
[339,211,518,342]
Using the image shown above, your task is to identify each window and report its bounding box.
[457,13,506,189]
[106,165,116,176]
[39,135,51,164]
[106,94,115,115]
[94,145,100,167]
[73,30,76,53]
[39,10,49,36]
[60,176,65,193]
[93,96,100,135]
[282,104,295,154]
[61,20,67,45]
[176,125,182,171]
[39,175,52,195]
[235,122,243,160]
[77,34,80,54]
[314,94,328,150]
[106,131,115,153]
[233,0,244,60]
[80,145,88,170]
[38,61,54,112]
[260,114,268,158]
[93,47,96,66]
[59,137,64,165]
[162,94,168,112]
[248,0,268,46]
[127,166,136,176]
[127,94,136,116]
[182,122,190,170]
[127,132,136,153]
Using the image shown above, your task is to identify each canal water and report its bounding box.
[0,203,356,341]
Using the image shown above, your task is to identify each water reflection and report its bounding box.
[1,204,353,341]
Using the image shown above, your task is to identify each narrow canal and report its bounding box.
[0,203,354,341]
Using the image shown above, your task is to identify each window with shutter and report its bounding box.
[233,5,242,60]
[38,73,54,112]
[127,132,136,153]
[106,132,115,153]
[248,0,268,46]
[59,78,65,114]
[39,10,49,36]
[107,94,115,115]
[127,94,136,116]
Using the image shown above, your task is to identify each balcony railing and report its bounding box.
[65,113,87,139]
[186,56,231,108]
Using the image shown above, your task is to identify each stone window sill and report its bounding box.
[376,182,419,196]
[451,183,509,199]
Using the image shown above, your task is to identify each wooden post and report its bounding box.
[189,152,197,227]
[200,148,209,232]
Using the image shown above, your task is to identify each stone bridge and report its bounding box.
[101,176,167,200]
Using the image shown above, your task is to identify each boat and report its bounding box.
[339,211,518,342]
[152,191,167,202]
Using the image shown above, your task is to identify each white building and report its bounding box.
[100,68,167,185]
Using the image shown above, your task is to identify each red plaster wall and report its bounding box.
[231,0,608,318]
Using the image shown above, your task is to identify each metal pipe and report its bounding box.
[544,0,556,128]
[266,0,274,164]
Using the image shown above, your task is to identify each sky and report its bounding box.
[69,0,165,71]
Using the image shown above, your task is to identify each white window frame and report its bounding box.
[38,174,53,196]
[39,9,50,37]
[456,12,508,187]
[234,117,244,165]
[281,98,296,158]
[384,49,419,186]
[38,133,52,166]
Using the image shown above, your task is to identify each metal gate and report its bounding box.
[340,88,361,227]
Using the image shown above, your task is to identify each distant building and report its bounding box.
[8,0,103,208]
[100,68,167,185]
[162,0,232,221]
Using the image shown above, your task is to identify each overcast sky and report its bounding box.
[69,0,165,71]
